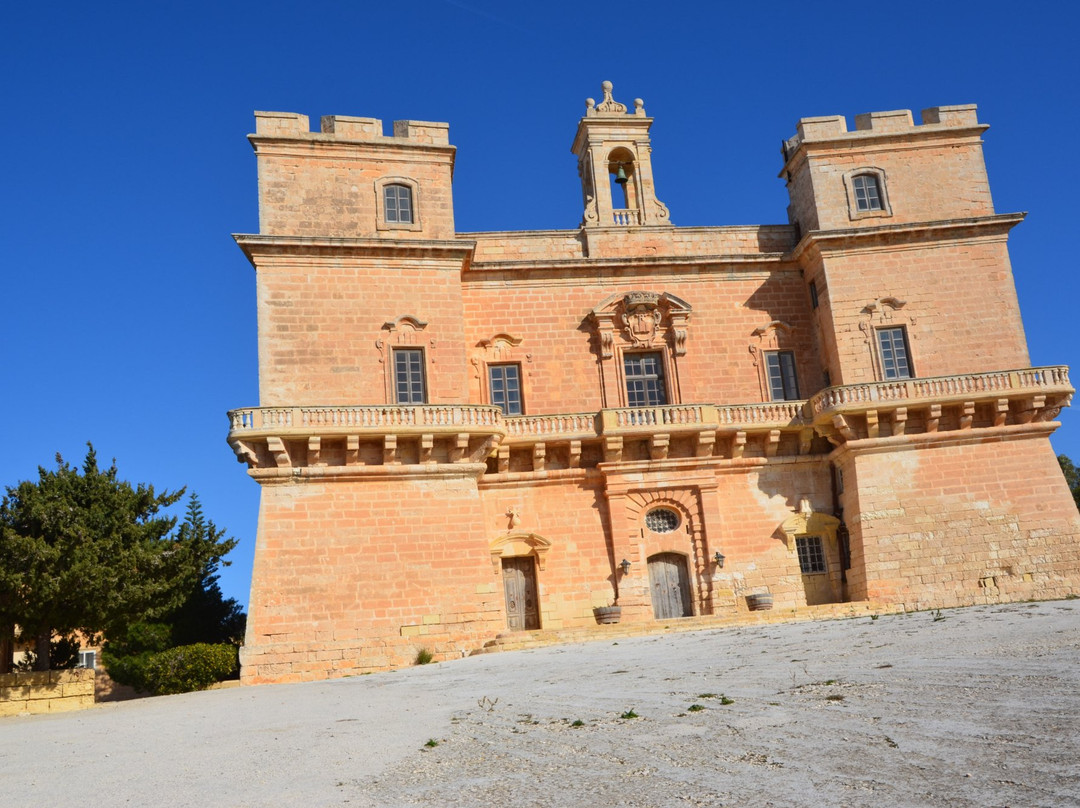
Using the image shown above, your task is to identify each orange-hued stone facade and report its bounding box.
[230,83,1079,684]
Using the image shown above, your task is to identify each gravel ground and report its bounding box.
[3,601,1079,807]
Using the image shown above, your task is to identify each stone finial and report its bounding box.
[594,80,628,114]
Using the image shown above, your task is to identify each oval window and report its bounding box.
[645,508,680,533]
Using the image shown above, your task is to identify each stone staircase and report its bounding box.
[474,600,898,655]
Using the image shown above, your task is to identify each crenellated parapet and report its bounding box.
[253,111,451,145]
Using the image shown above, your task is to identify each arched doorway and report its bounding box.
[648,553,693,619]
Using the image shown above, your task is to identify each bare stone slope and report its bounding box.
[3,601,1078,807]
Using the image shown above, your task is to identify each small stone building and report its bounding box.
[229,82,1079,684]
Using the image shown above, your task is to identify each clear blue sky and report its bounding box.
[3,2,1077,608]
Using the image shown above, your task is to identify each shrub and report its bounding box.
[141,643,239,695]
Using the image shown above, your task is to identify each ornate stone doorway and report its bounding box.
[648,553,693,619]
[502,556,540,631]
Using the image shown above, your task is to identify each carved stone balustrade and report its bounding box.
[227,404,506,477]
[808,366,1073,444]
[225,367,1072,478]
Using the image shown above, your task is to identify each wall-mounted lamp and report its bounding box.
[713,551,726,568]
[619,558,632,576]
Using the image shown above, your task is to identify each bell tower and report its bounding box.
[572,81,670,227]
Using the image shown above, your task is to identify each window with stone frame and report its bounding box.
[488,363,523,415]
[383,183,414,224]
[795,535,827,574]
[843,167,892,220]
[852,174,883,212]
[624,351,667,407]
[876,326,913,380]
[393,348,427,404]
[765,350,800,400]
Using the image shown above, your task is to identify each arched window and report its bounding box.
[383,183,413,224]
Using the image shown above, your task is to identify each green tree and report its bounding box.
[0,445,236,673]
[1059,454,1080,511]
[103,496,245,690]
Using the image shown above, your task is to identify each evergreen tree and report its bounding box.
[0,446,238,672]
[1059,454,1080,511]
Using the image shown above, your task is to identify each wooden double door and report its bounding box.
[502,557,540,631]
[648,553,693,619]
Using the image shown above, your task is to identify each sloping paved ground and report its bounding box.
[3,601,1079,807]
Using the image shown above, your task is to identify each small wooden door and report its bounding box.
[502,557,540,631]
[648,553,693,619]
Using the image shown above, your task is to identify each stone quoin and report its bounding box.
[229,82,1079,685]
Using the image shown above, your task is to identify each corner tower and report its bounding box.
[572,81,670,228]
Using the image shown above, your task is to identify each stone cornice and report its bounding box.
[233,234,476,266]
[249,133,456,161]
[464,251,795,274]
[789,213,1026,262]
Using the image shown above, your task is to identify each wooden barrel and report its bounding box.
[594,606,622,624]
[747,593,774,611]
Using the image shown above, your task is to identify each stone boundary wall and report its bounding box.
[0,669,95,716]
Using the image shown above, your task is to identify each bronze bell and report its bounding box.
[614,165,628,185]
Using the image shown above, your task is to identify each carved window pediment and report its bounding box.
[490,532,552,571]
[589,291,692,358]
[780,507,841,552]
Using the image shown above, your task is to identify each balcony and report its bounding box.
[226,367,1072,476]
[808,366,1072,443]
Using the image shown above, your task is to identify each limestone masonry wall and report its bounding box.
[842,433,1080,607]
[231,91,1077,685]
[0,669,95,716]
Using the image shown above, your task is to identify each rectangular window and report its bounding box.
[852,174,882,212]
[393,348,427,403]
[77,650,96,670]
[809,280,819,309]
[384,184,414,224]
[624,352,667,407]
[796,536,827,574]
[765,351,800,400]
[876,326,913,380]
[488,363,523,415]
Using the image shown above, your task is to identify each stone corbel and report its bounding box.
[695,430,716,458]
[569,440,582,468]
[732,431,747,459]
[994,398,1010,427]
[866,410,880,439]
[419,434,434,464]
[892,407,908,437]
[959,401,975,430]
[307,436,322,467]
[533,443,546,472]
[649,434,670,461]
[346,435,361,466]
[765,429,781,457]
[383,435,399,465]
[229,440,258,468]
[267,437,290,468]
[1016,395,1046,424]
[449,433,470,463]
[926,404,941,433]
[668,309,691,357]
[799,428,814,455]
[832,415,855,441]
[497,444,510,474]
[604,436,623,463]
